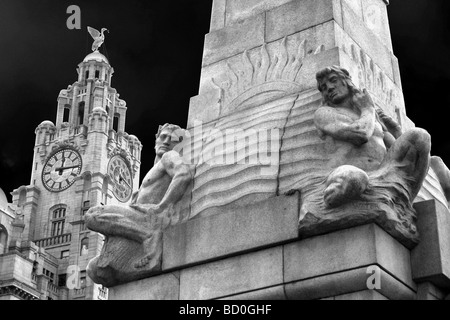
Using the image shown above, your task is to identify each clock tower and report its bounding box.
[10,48,142,300]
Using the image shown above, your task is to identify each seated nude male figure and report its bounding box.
[85,123,192,278]
[314,66,430,208]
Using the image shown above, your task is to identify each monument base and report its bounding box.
[106,197,450,300]
[108,223,414,300]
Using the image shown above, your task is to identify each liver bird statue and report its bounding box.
[87,26,109,52]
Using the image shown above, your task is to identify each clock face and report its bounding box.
[108,155,133,202]
[42,148,82,192]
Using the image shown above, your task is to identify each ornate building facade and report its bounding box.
[0,49,142,300]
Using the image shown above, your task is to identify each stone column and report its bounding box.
[190,0,405,129]
[108,1,450,300]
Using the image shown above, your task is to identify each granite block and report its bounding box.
[285,266,415,300]
[265,0,337,43]
[179,247,283,300]
[412,200,450,288]
[210,0,226,32]
[284,224,415,289]
[219,285,287,300]
[163,195,299,270]
[108,272,180,300]
[203,13,265,66]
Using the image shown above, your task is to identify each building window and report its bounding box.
[80,271,86,288]
[78,101,85,125]
[113,113,120,132]
[81,199,90,218]
[60,250,70,259]
[85,70,89,80]
[43,268,55,284]
[18,189,26,207]
[102,177,108,205]
[63,104,71,122]
[51,207,66,237]
[80,237,89,256]
[0,225,8,254]
[58,274,67,287]
[95,70,100,78]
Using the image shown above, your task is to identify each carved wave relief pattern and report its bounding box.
[278,91,330,198]
[188,89,446,219]
[415,168,449,209]
[190,94,300,218]
[187,36,445,218]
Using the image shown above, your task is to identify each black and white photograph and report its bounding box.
[0,0,449,303]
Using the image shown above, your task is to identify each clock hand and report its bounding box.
[119,174,132,189]
[58,155,66,175]
[55,165,80,171]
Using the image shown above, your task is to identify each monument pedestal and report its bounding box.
[108,196,449,300]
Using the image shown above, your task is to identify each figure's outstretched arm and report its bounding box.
[376,108,402,138]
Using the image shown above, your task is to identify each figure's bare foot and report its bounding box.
[324,165,369,208]
[133,232,162,269]
[134,254,153,268]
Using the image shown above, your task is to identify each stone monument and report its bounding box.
[87,0,450,300]
[85,124,193,287]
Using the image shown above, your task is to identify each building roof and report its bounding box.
[0,188,8,208]
[83,51,109,64]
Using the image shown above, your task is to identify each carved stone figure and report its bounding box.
[85,124,192,287]
[297,66,431,248]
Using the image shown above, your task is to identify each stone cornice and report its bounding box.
[0,280,40,300]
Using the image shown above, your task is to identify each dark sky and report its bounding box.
[0,0,449,202]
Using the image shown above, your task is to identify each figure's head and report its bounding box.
[154,123,186,157]
[324,165,369,207]
[316,66,358,105]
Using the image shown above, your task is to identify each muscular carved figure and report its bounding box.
[85,123,192,286]
[313,66,431,210]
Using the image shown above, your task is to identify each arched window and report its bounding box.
[78,102,85,125]
[50,206,66,237]
[113,113,120,132]
[18,189,26,207]
[63,104,71,122]
[80,237,89,256]
[102,177,109,205]
[0,225,8,254]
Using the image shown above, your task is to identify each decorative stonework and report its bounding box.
[0,284,39,300]
[293,66,431,248]
[341,43,399,116]
[211,37,324,113]
[86,124,192,287]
